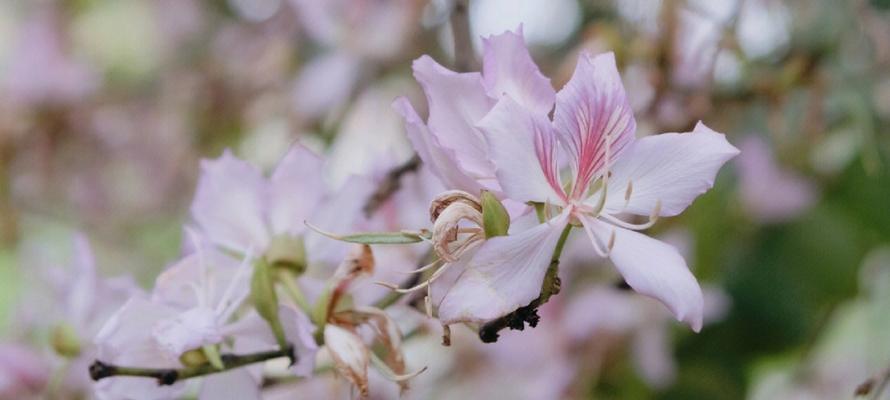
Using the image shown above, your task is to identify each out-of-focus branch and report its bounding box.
[89,346,294,386]
[450,0,475,72]
[363,0,476,217]
[363,155,421,217]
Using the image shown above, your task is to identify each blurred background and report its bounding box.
[0,0,889,399]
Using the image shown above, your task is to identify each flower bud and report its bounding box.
[265,235,307,274]
[251,260,290,360]
[178,348,207,367]
[480,191,510,238]
[51,323,81,358]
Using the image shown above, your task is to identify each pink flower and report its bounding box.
[737,136,816,223]
[190,145,374,269]
[93,243,317,400]
[0,344,49,398]
[411,31,739,331]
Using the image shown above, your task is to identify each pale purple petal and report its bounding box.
[631,326,677,389]
[738,136,816,223]
[553,52,636,200]
[292,51,361,119]
[152,307,223,358]
[600,122,740,217]
[581,217,704,331]
[269,144,326,236]
[199,368,261,400]
[437,212,570,324]
[224,306,318,377]
[191,150,270,253]
[152,247,248,311]
[477,96,566,205]
[481,29,555,114]
[412,55,495,178]
[0,344,49,398]
[393,97,484,194]
[304,175,375,269]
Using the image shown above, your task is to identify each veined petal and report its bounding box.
[580,216,703,331]
[553,52,636,199]
[412,55,495,178]
[437,212,570,324]
[191,150,270,253]
[599,122,740,217]
[481,28,555,114]
[393,97,484,194]
[477,96,566,204]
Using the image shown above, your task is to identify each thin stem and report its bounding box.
[478,224,574,343]
[363,155,421,217]
[278,268,312,314]
[89,346,294,386]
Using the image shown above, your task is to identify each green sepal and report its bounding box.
[481,191,510,238]
[251,260,289,359]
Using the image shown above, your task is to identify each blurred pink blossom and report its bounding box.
[737,136,817,223]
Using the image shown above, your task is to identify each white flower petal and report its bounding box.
[477,96,566,205]
[412,55,495,178]
[437,212,570,324]
[199,368,261,400]
[581,217,704,331]
[393,97,484,194]
[152,307,222,358]
[600,122,740,217]
[481,29,555,114]
[269,144,326,236]
[191,150,270,253]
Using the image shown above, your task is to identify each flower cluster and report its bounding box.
[17,28,737,399]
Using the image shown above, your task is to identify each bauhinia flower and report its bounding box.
[190,144,374,273]
[401,30,739,332]
[92,241,317,400]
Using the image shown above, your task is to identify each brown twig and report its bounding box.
[89,345,294,386]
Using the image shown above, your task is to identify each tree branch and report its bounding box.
[449,0,475,72]
[89,345,294,386]
[363,155,421,217]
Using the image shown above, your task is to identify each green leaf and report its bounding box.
[306,222,425,244]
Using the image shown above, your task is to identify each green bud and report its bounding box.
[251,260,289,357]
[481,191,510,238]
[51,323,81,358]
[265,235,307,274]
[179,348,208,367]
